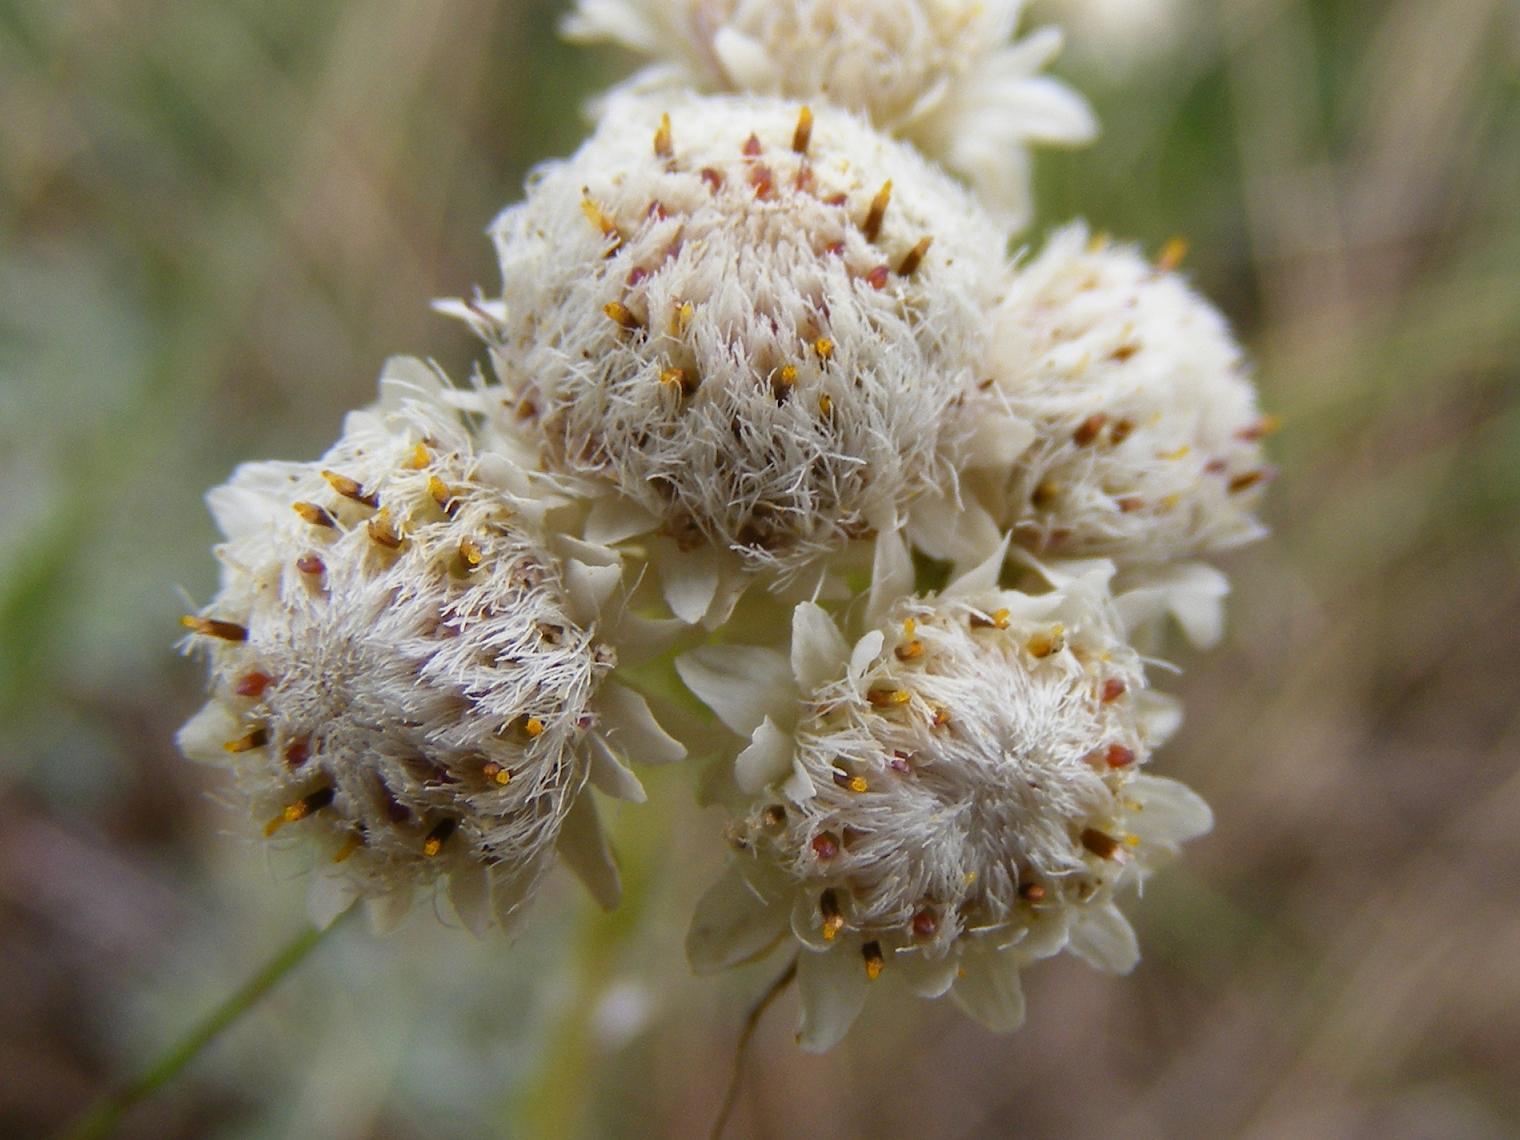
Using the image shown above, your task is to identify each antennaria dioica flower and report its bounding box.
[453,89,1028,622]
[164,0,1273,1116]
[563,0,1097,225]
[679,542,1209,1048]
[179,360,683,935]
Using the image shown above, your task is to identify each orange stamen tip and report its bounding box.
[405,442,431,469]
[897,235,933,276]
[580,193,622,248]
[1104,743,1136,769]
[1073,413,1108,446]
[1026,625,1063,657]
[1081,828,1122,860]
[1157,236,1189,272]
[867,687,911,708]
[458,537,483,568]
[862,942,884,980]
[524,716,545,737]
[653,112,673,159]
[333,834,362,863]
[181,615,249,641]
[422,819,453,859]
[895,640,925,661]
[832,770,868,793]
[971,608,1010,630]
[223,727,269,753]
[367,510,403,550]
[814,337,834,361]
[293,501,336,528]
[862,180,892,242]
[792,105,814,153]
[234,671,273,698]
[604,301,641,331]
[321,469,376,507]
[670,301,695,336]
[1229,469,1269,494]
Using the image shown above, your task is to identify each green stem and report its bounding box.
[60,908,352,1140]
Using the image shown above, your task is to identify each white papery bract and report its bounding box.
[678,552,1210,1050]
[469,91,1017,620]
[967,224,1273,569]
[563,0,1097,224]
[177,360,684,935]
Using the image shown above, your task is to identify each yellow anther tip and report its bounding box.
[333,835,362,863]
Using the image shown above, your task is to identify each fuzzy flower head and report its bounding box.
[178,361,683,934]
[564,0,1097,224]
[978,224,1274,566]
[470,91,1011,614]
[677,548,1209,1048]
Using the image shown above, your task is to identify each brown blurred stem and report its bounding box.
[710,954,799,1140]
[59,908,353,1140]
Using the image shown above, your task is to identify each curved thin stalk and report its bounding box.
[709,955,799,1140]
[60,909,352,1140]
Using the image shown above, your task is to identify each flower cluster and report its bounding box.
[181,0,1269,1050]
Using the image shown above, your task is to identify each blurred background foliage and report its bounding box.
[1,0,1517,1136]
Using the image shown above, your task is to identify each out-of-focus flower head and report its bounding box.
[564,0,1097,225]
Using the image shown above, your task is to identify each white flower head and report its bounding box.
[970,224,1274,568]
[677,549,1209,1049]
[177,360,684,935]
[470,91,1011,619]
[564,0,1097,224]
